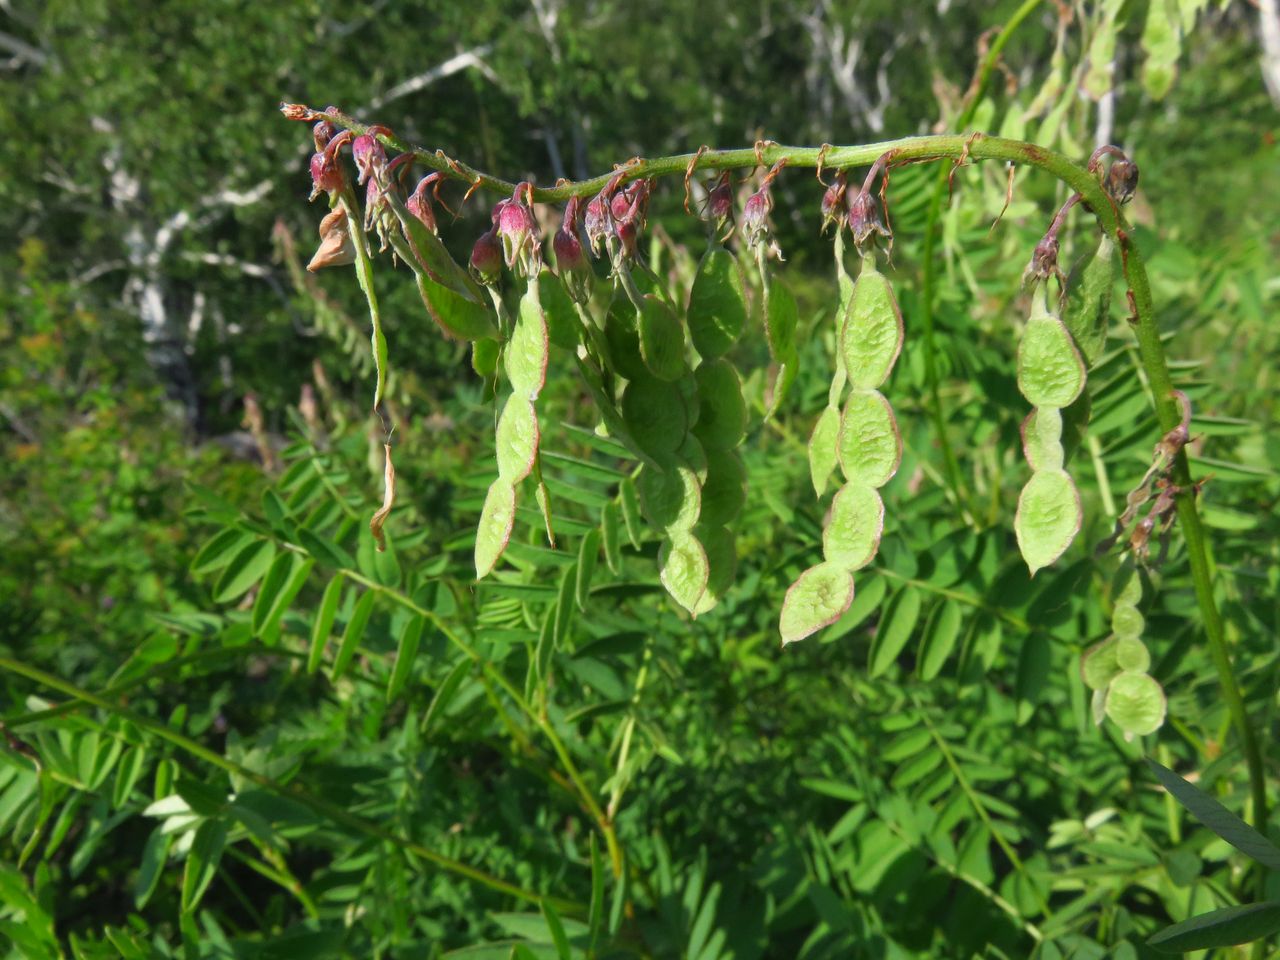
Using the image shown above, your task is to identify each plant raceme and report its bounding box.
[283,103,1216,738]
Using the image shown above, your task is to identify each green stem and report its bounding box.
[0,655,577,913]
[289,95,1266,870]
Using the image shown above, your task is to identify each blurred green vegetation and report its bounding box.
[1,1,1278,958]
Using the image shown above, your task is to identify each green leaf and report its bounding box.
[213,540,276,603]
[620,477,644,548]
[423,659,472,734]
[822,482,884,571]
[252,553,313,637]
[384,186,484,303]
[308,574,344,673]
[1149,901,1280,953]
[687,246,747,359]
[1146,759,1280,870]
[837,389,902,488]
[332,589,375,680]
[387,616,425,703]
[1014,468,1082,575]
[808,405,840,498]
[413,271,496,341]
[637,294,686,381]
[180,819,227,913]
[191,528,253,576]
[134,828,171,909]
[780,562,855,645]
[692,358,747,451]
[576,529,600,610]
[296,527,355,570]
[554,565,577,648]
[475,479,517,579]
[840,259,903,389]
[1017,309,1086,409]
[541,899,572,960]
[869,586,921,676]
[601,501,623,574]
[918,601,963,682]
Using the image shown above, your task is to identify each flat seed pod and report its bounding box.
[414,273,497,341]
[637,294,686,381]
[1114,562,1143,606]
[679,433,708,480]
[765,277,798,361]
[1062,235,1114,367]
[474,479,517,579]
[472,338,499,377]
[779,561,855,645]
[840,260,904,390]
[699,449,746,528]
[822,482,885,571]
[808,405,841,498]
[507,283,550,400]
[687,246,747,359]
[1014,468,1082,575]
[538,267,582,351]
[1017,310,1086,409]
[495,394,540,482]
[1104,672,1167,737]
[636,463,701,534]
[1021,408,1065,472]
[1112,603,1145,639]
[837,389,902,488]
[659,530,710,615]
[692,359,747,451]
[604,296,650,382]
[1115,636,1151,672]
[1081,636,1122,691]
[621,374,687,461]
[691,524,737,616]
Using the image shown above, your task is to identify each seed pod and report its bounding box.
[659,529,711,616]
[687,246,748,359]
[474,479,517,579]
[506,281,550,400]
[690,524,737,616]
[699,450,746,528]
[822,483,884,571]
[779,562,855,645]
[763,277,799,419]
[1014,468,1082,575]
[621,373,688,462]
[637,463,702,535]
[692,359,746,451]
[840,257,904,390]
[637,294,686,381]
[837,389,902,488]
[1017,300,1086,409]
[808,405,841,498]
[495,394,539,482]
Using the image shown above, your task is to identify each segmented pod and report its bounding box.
[1013,288,1086,575]
[784,252,903,644]
[1080,561,1165,738]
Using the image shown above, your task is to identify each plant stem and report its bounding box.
[289,95,1267,871]
[0,655,578,913]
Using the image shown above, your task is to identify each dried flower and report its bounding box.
[847,189,891,252]
[820,172,848,234]
[307,208,355,272]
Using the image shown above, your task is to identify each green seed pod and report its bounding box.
[1020,408,1065,473]
[808,405,841,498]
[537,266,582,351]
[1104,672,1166,738]
[692,359,747,451]
[690,523,737,617]
[687,246,748,359]
[474,479,517,579]
[637,463,702,535]
[822,482,884,571]
[604,295,650,382]
[699,449,746,528]
[1062,235,1114,368]
[764,278,800,420]
[659,529,711,616]
[840,256,904,390]
[621,374,688,462]
[779,561,855,645]
[837,389,902,488]
[1111,603,1145,640]
[637,294,686,381]
[1017,303,1086,409]
[1014,468,1082,575]
[1081,637,1122,691]
[495,394,540,482]
[1114,636,1150,673]
[507,281,550,400]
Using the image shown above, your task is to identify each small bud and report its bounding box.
[846,189,891,252]
[741,189,772,248]
[309,152,343,200]
[351,133,386,186]
[407,175,440,233]
[611,180,650,260]
[554,196,592,304]
[470,225,503,285]
[307,208,356,272]
[705,173,734,231]
[497,181,540,274]
[312,119,338,151]
[584,192,613,255]
[610,189,631,222]
[1021,233,1060,288]
[820,172,848,234]
[1106,158,1139,204]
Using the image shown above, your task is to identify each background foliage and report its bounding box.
[1,1,1278,957]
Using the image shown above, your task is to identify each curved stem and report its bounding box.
[287,102,1267,858]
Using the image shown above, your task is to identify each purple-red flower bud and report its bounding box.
[1022,234,1061,288]
[407,175,439,233]
[847,189,891,251]
[705,173,734,230]
[312,119,338,152]
[497,181,539,272]
[309,152,343,200]
[741,189,772,247]
[470,225,503,285]
[554,197,591,304]
[1106,158,1139,204]
[351,133,386,186]
[820,173,848,234]
[584,192,612,255]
